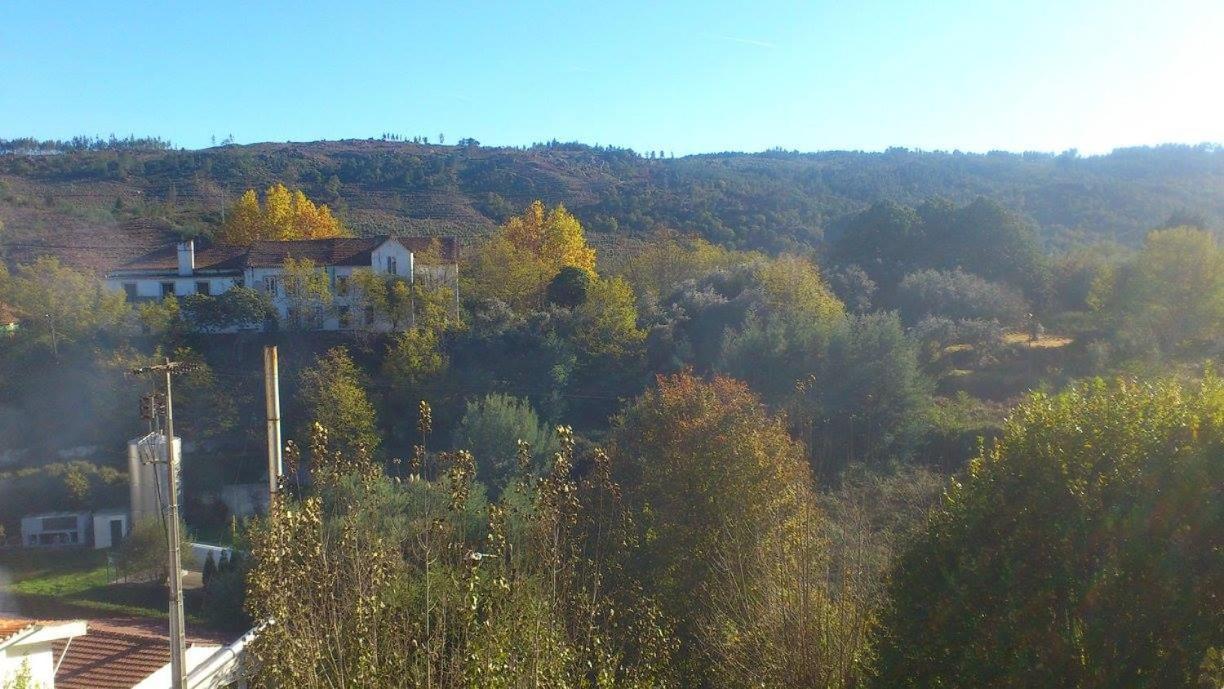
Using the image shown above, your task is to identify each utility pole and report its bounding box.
[263,345,283,498]
[130,357,192,689]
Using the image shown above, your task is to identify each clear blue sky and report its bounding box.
[2,0,1221,154]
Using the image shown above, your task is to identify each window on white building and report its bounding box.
[196,281,211,296]
[160,282,175,297]
[123,283,137,300]
[264,275,279,295]
[336,275,350,296]
[386,256,397,275]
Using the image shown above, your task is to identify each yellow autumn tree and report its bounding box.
[223,190,264,245]
[218,183,347,244]
[467,201,597,310]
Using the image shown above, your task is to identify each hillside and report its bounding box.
[1,139,1222,272]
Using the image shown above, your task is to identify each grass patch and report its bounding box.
[0,548,205,623]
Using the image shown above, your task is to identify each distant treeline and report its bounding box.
[0,134,174,155]
[1,139,1220,250]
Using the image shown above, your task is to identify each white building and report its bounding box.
[92,508,130,550]
[0,618,88,688]
[20,512,91,548]
[105,235,459,331]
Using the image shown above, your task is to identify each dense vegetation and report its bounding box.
[1,141,1222,269]
[0,158,1221,687]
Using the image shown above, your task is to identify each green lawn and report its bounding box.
[0,548,205,623]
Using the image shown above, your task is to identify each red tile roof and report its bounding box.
[111,235,457,274]
[108,241,248,274]
[396,236,459,263]
[52,621,219,689]
[243,236,390,267]
[0,618,38,644]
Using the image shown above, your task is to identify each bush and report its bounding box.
[896,268,1027,325]
[451,393,558,493]
[874,375,1224,687]
[545,266,591,308]
[115,516,192,583]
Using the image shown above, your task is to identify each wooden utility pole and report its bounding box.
[263,345,283,498]
[131,357,191,689]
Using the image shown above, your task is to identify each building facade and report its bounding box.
[20,512,91,547]
[105,236,458,331]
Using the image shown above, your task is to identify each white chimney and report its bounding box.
[177,240,195,276]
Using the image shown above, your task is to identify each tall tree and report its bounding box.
[450,393,558,492]
[280,258,334,329]
[467,201,598,310]
[874,375,1224,688]
[218,183,347,244]
[1109,226,1224,356]
[609,373,814,675]
[298,347,380,459]
[0,256,129,356]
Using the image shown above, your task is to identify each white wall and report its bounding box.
[93,512,129,550]
[0,642,56,688]
[371,240,413,280]
[0,622,87,688]
[20,512,90,547]
[106,276,242,300]
[133,645,224,689]
[105,239,440,332]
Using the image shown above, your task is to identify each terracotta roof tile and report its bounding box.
[244,236,389,267]
[109,241,248,274]
[52,622,218,689]
[111,235,458,274]
[0,618,38,643]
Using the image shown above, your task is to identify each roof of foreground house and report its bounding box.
[52,620,221,689]
[110,235,458,276]
[0,616,87,650]
[0,618,40,645]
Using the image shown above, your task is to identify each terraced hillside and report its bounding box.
[1,139,1221,272]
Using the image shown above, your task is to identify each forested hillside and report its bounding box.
[2,139,1222,272]
[2,140,1222,687]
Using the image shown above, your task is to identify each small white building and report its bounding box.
[105,235,459,331]
[1,618,88,688]
[20,512,90,548]
[92,508,129,550]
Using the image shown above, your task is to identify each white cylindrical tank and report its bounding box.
[127,433,181,522]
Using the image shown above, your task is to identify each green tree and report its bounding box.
[382,327,447,387]
[1109,227,1224,356]
[611,230,751,303]
[451,393,559,493]
[298,347,380,458]
[181,286,274,331]
[874,375,1224,688]
[609,372,814,674]
[137,294,185,339]
[792,312,932,476]
[545,265,591,308]
[573,275,644,358]
[246,410,673,688]
[116,516,192,583]
[0,256,129,356]
[281,257,333,329]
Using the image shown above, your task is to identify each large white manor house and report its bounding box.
[105,235,458,330]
